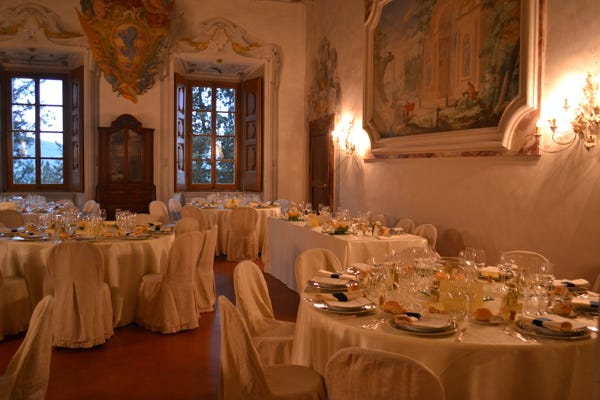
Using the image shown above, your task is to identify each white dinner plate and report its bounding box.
[390,314,454,334]
[389,318,458,336]
[311,300,376,315]
[308,275,353,290]
[470,315,506,325]
[513,320,591,341]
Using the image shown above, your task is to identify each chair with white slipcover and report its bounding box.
[226,207,259,262]
[149,200,170,224]
[414,223,438,249]
[325,346,445,400]
[174,217,200,236]
[395,218,416,234]
[218,295,326,400]
[168,198,183,222]
[0,269,32,340]
[0,296,54,400]
[82,200,100,214]
[194,225,218,314]
[294,248,343,293]
[136,231,203,334]
[46,241,113,348]
[0,210,24,229]
[233,260,295,365]
[179,204,207,230]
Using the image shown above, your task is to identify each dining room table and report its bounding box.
[291,280,598,400]
[263,217,429,291]
[0,231,175,327]
[194,204,280,256]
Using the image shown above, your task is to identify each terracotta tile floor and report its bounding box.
[0,256,299,400]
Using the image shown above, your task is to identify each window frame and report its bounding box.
[185,79,241,191]
[3,70,71,192]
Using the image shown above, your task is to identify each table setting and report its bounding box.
[291,248,597,400]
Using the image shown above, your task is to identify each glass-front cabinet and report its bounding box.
[96,114,155,219]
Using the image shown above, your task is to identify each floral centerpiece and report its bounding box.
[287,206,302,221]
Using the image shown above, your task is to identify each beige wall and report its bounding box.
[306,0,600,282]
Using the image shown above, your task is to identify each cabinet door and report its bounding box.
[109,129,126,182]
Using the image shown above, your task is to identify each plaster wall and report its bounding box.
[307,0,600,282]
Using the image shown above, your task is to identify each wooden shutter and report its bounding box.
[174,72,186,191]
[70,66,84,191]
[241,77,262,191]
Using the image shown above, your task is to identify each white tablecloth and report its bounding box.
[0,234,175,327]
[292,296,597,400]
[263,218,428,291]
[198,206,280,255]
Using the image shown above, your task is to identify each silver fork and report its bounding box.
[455,327,467,342]
[503,327,538,343]
[361,318,386,330]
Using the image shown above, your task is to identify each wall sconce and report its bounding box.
[544,72,600,151]
[332,117,357,156]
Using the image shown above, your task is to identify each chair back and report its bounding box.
[180,204,207,230]
[194,225,218,313]
[233,260,275,335]
[0,210,24,228]
[47,241,113,348]
[174,217,200,236]
[227,207,259,261]
[164,231,204,284]
[325,346,445,400]
[168,198,183,222]
[500,250,550,275]
[395,218,416,234]
[414,223,438,249]
[149,200,170,224]
[82,200,100,214]
[294,248,342,292]
[0,296,54,400]
[218,296,270,400]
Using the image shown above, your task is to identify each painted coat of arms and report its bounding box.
[78,0,175,103]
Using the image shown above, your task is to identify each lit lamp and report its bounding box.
[332,117,357,156]
[546,72,600,151]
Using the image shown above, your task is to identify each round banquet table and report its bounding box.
[0,234,175,327]
[197,205,280,255]
[291,293,597,400]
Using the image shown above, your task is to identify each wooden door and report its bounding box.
[309,114,334,208]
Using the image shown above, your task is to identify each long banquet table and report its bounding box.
[263,218,428,291]
[292,294,597,400]
[197,205,280,256]
[0,233,175,327]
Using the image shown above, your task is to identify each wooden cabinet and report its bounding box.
[96,114,156,219]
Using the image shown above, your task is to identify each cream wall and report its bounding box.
[307,0,600,282]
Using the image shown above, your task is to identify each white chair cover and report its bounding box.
[294,248,342,292]
[0,210,24,229]
[414,223,438,249]
[1,270,32,339]
[174,217,200,236]
[46,242,113,348]
[0,296,54,400]
[501,250,550,274]
[180,204,207,230]
[325,347,445,400]
[194,225,218,314]
[82,200,100,214]
[136,231,203,334]
[168,198,183,222]
[226,207,259,262]
[395,218,416,234]
[218,296,326,400]
[233,260,295,365]
[134,213,159,226]
[149,200,170,224]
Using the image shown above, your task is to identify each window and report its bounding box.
[3,68,83,192]
[174,73,262,192]
[189,81,239,189]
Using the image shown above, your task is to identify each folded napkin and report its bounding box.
[315,291,364,302]
[392,312,422,324]
[324,296,372,310]
[479,266,500,279]
[310,275,351,287]
[394,313,451,330]
[572,297,599,309]
[553,278,590,288]
[518,315,587,332]
[317,269,356,281]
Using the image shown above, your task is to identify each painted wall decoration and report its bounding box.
[308,37,341,120]
[372,0,520,139]
[77,0,176,103]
